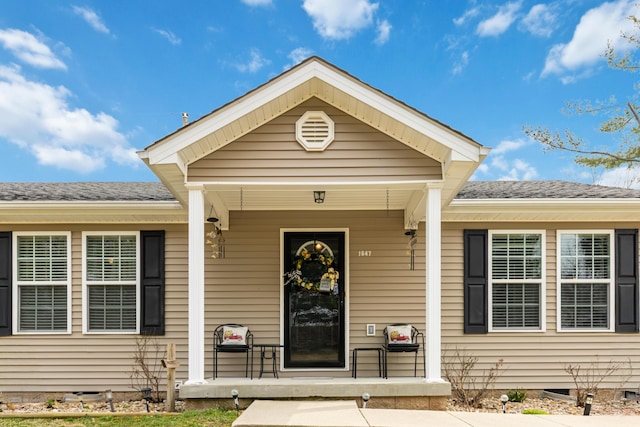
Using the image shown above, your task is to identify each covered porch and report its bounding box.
[138,57,489,409]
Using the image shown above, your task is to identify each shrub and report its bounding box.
[507,389,527,402]
[442,346,505,409]
[564,358,628,407]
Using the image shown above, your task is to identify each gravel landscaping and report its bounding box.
[1,395,639,416]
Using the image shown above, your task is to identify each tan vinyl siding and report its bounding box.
[188,98,442,183]
[442,222,640,391]
[0,224,189,393]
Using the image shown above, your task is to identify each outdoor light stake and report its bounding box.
[232,389,239,413]
[362,392,370,409]
[500,394,508,414]
[583,393,594,416]
[105,389,115,412]
[141,387,152,412]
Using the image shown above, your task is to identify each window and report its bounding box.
[13,233,71,333]
[83,232,139,333]
[558,231,613,331]
[489,232,544,331]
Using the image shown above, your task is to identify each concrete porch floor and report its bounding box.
[180,377,451,411]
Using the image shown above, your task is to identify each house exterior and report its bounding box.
[1,57,640,407]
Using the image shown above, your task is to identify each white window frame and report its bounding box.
[488,230,546,332]
[556,230,615,332]
[12,232,72,335]
[82,231,140,334]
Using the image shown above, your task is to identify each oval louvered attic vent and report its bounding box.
[295,111,335,151]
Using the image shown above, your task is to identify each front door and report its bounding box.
[283,231,345,368]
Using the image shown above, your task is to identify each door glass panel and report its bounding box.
[284,232,344,368]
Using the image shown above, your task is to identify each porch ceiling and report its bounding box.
[202,181,434,230]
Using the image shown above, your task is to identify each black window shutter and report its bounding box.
[464,229,488,334]
[615,229,638,332]
[0,232,12,336]
[140,230,165,335]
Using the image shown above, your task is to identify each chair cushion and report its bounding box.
[221,325,249,345]
[387,324,412,344]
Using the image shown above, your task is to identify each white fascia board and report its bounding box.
[146,63,323,165]
[147,59,483,166]
[449,198,640,208]
[446,198,640,218]
[0,201,183,211]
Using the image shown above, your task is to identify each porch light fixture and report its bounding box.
[313,190,325,204]
[105,389,115,412]
[405,230,417,270]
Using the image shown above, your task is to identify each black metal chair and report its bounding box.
[213,324,254,379]
[382,324,425,378]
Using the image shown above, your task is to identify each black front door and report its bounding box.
[283,231,345,368]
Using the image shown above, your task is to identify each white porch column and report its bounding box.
[425,186,444,382]
[186,187,206,384]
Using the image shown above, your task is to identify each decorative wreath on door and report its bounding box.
[284,243,339,292]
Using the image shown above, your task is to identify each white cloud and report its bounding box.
[542,0,637,77]
[520,4,556,37]
[153,28,181,45]
[375,19,391,45]
[453,7,480,26]
[235,49,270,73]
[302,0,379,40]
[0,64,136,174]
[0,28,66,70]
[597,166,640,189]
[283,47,314,70]
[476,1,523,37]
[72,5,110,34]
[497,158,538,180]
[492,138,529,155]
[452,51,469,75]
[475,138,538,180]
[240,0,272,5]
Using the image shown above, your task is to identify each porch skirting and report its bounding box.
[180,377,451,411]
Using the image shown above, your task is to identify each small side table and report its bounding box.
[255,344,284,378]
[352,347,383,378]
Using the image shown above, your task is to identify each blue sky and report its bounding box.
[0,0,638,187]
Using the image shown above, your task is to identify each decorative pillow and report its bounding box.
[221,326,248,345]
[387,324,412,344]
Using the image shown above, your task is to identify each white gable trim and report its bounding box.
[144,58,483,167]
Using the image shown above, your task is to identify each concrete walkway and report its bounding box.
[232,400,639,427]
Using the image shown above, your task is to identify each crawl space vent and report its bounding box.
[295,111,335,151]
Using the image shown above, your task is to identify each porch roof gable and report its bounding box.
[138,57,490,217]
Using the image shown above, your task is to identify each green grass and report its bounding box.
[0,409,238,426]
[522,409,549,415]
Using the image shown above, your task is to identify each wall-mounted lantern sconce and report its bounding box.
[405,230,417,270]
[313,190,326,204]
